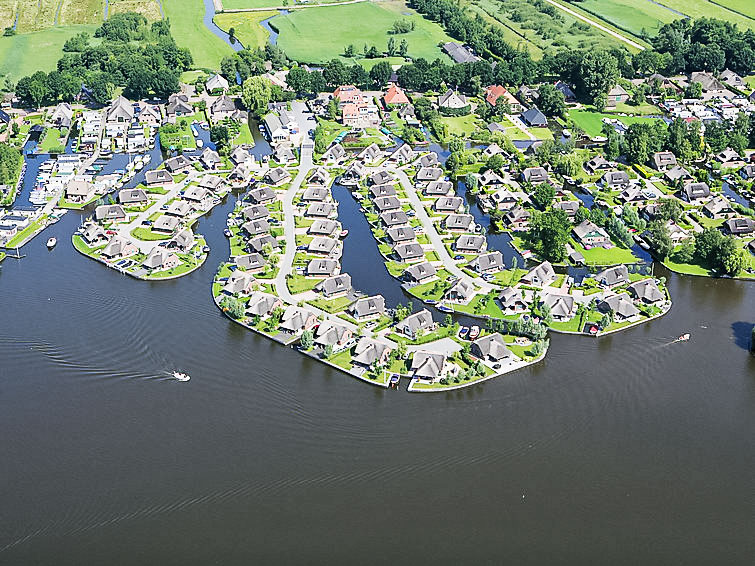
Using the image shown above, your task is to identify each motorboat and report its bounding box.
[197,139,204,148]
[46,237,57,249]
[339,229,349,238]
[224,228,232,237]
[676,333,690,342]
[172,371,191,381]
[468,326,480,340]
[436,303,453,313]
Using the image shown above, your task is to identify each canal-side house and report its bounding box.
[245,292,283,318]
[101,236,137,261]
[595,265,630,288]
[65,179,96,204]
[383,84,410,106]
[702,196,735,219]
[498,287,527,315]
[553,200,580,220]
[520,261,557,287]
[396,309,435,340]
[599,170,631,191]
[469,251,504,275]
[388,144,415,166]
[308,219,340,237]
[280,306,318,334]
[164,155,193,174]
[374,196,402,213]
[206,73,230,94]
[416,167,443,184]
[302,186,330,202]
[308,236,339,257]
[306,202,337,219]
[358,143,382,164]
[522,167,549,184]
[454,234,486,254]
[471,333,513,364]
[234,253,267,274]
[598,293,640,321]
[438,89,468,112]
[664,165,693,185]
[715,148,744,169]
[505,206,531,231]
[138,104,161,126]
[605,84,630,107]
[380,210,409,228]
[106,96,135,135]
[165,200,192,218]
[627,279,665,306]
[247,234,279,254]
[314,322,353,350]
[142,248,180,272]
[411,351,447,381]
[349,295,385,322]
[118,188,148,207]
[520,107,547,127]
[166,94,193,123]
[211,95,237,122]
[478,170,505,188]
[95,204,127,223]
[145,169,173,186]
[353,337,392,368]
[584,155,616,175]
[306,258,340,278]
[417,152,440,168]
[80,223,108,246]
[168,229,196,253]
[393,242,424,263]
[443,213,475,233]
[573,220,611,248]
[724,217,755,236]
[386,226,416,245]
[403,262,437,285]
[242,219,270,237]
[681,182,711,204]
[308,167,331,187]
[434,196,464,214]
[484,85,523,113]
[370,184,397,199]
[322,143,347,165]
[199,148,221,170]
[273,145,296,165]
[247,186,277,206]
[445,279,475,303]
[542,293,577,322]
[49,103,73,129]
[368,170,394,186]
[223,270,257,296]
[342,162,366,184]
[315,273,352,299]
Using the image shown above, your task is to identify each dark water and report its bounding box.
[1,148,754,563]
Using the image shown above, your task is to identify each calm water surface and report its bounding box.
[0,148,754,564]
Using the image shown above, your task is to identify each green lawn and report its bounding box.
[452,295,505,319]
[5,215,48,248]
[131,226,173,241]
[572,240,640,266]
[573,0,678,37]
[646,0,755,31]
[213,11,277,50]
[287,274,319,293]
[440,114,479,138]
[327,348,353,371]
[0,24,99,83]
[271,0,453,64]
[568,110,661,138]
[306,296,353,313]
[163,0,234,69]
[148,257,203,278]
[38,127,64,152]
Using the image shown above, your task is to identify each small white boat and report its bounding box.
[339,229,349,238]
[172,371,191,381]
[676,333,690,342]
[562,129,571,137]
[46,237,57,249]
[196,139,204,148]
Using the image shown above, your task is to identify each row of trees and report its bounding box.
[219,44,289,86]
[0,142,23,186]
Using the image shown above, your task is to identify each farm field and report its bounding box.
[214,11,277,49]
[57,0,106,26]
[627,0,755,31]
[108,0,164,20]
[714,0,755,19]
[270,1,453,64]
[0,24,99,83]
[162,0,234,70]
[222,0,350,9]
[574,0,679,37]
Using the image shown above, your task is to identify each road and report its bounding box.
[543,0,646,51]
[391,168,494,293]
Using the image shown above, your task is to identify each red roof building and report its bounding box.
[333,85,362,103]
[485,85,508,106]
[383,84,410,105]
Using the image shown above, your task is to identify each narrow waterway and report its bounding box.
[202,0,245,52]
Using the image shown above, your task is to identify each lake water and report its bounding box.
[1,141,754,563]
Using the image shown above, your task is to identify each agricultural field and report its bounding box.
[568,110,662,138]
[57,0,106,26]
[162,0,234,69]
[573,0,679,38]
[270,1,453,64]
[0,24,99,82]
[714,0,755,19]
[221,0,350,9]
[214,11,277,49]
[651,0,755,31]
[108,0,164,20]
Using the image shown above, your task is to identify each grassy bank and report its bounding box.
[163,0,233,70]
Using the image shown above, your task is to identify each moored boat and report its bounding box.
[46,237,57,249]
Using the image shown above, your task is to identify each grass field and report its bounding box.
[0,24,99,83]
[571,0,678,38]
[271,1,453,64]
[635,0,755,31]
[108,0,164,20]
[58,0,105,26]
[568,110,662,138]
[222,0,357,9]
[163,0,234,69]
[214,11,277,49]
[715,0,755,19]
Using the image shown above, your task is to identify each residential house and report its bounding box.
[689,71,727,93]
[264,167,291,186]
[555,81,577,102]
[438,89,468,111]
[424,180,454,197]
[445,279,475,303]
[342,162,366,184]
[314,322,353,349]
[322,143,346,164]
[370,184,397,199]
[65,179,95,203]
[246,292,283,317]
[396,309,434,340]
[94,204,126,222]
[498,287,527,315]
[353,338,392,368]
[600,170,631,190]
[49,103,73,128]
[265,114,291,144]
[315,273,352,299]
[308,167,330,187]
[403,262,437,284]
[138,104,161,126]
[651,151,677,171]
[584,156,616,175]
[386,226,417,245]
[80,223,107,246]
[308,236,339,256]
[627,279,665,305]
[411,351,446,381]
[142,248,180,271]
[598,293,640,321]
[719,69,744,88]
[605,84,630,107]
[273,145,296,164]
[520,107,547,127]
[738,164,755,181]
[234,253,267,274]
[442,42,479,64]
[542,293,576,322]
[230,147,253,166]
[389,144,414,165]
[716,148,744,168]
[101,236,137,260]
[199,148,221,170]
[165,200,192,218]
[417,152,440,168]
[416,167,443,184]
[479,169,505,187]
[153,215,180,233]
[469,251,504,274]
[118,188,148,206]
[380,210,409,227]
[702,196,735,219]
[164,155,193,174]
[664,165,692,184]
[434,196,463,214]
[573,220,611,247]
[553,200,580,220]
[280,306,318,334]
[522,167,549,184]
[241,219,270,237]
[520,261,557,287]
[443,213,475,233]
[681,182,711,204]
[368,170,394,186]
[383,84,409,105]
[595,265,629,288]
[342,100,379,128]
[724,217,755,236]
[505,206,531,231]
[106,95,134,124]
[145,169,173,186]
[206,73,230,93]
[183,186,212,205]
[472,334,512,363]
[168,229,195,253]
[211,94,236,121]
[166,94,193,122]
[393,242,424,263]
[199,174,224,192]
[454,234,486,254]
[482,143,505,159]
[373,195,401,213]
[306,202,337,218]
[306,258,340,277]
[302,186,329,202]
[349,295,385,321]
[484,85,523,113]
[247,234,279,254]
[358,143,382,164]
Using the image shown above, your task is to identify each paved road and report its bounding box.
[543,0,645,51]
[391,168,494,293]
[274,144,313,304]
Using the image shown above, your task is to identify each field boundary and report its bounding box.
[218,0,367,14]
[544,0,646,50]
[706,0,755,23]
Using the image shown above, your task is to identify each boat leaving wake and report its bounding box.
[170,371,191,382]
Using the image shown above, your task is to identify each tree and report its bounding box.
[87,72,115,105]
[704,120,728,153]
[228,27,236,43]
[537,83,565,117]
[126,66,153,99]
[647,220,673,260]
[486,153,505,172]
[604,126,620,160]
[323,59,349,87]
[399,39,408,57]
[369,60,392,87]
[387,37,396,57]
[576,51,619,105]
[465,173,478,193]
[344,44,355,58]
[529,209,570,262]
[624,122,653,164]
[286,67,310,95]
[532,183,556,210]
[210,124,230,151]
[685,81,703,99]
[300,330,314,350]
[241,75,274,117]
[327,98,339,121]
